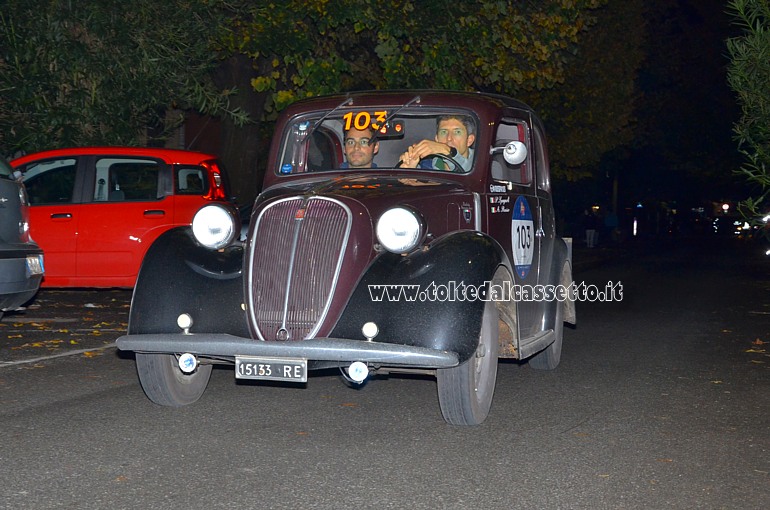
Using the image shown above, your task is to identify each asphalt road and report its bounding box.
[1,238,768,509]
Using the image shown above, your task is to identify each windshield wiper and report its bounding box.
[305,96,354,139]
[370,95,421,144]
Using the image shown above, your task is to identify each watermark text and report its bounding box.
[368,281,622,303]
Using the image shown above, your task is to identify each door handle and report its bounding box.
[536,205,545,238]
[143,210,165,217]
[50,213,73,219]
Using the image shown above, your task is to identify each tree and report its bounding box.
[214,0,606,198]
[2,0,610,203]
[726,0,770,221]
[0,0,246,155]
[523,0,645,181]
[218,0,605,110]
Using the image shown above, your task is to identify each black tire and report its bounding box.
[436,298,499,425]
[135,353,212,406]
[528,298,564,370]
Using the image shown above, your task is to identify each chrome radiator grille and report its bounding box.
[248,197,350,341]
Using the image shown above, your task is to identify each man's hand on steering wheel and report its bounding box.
[397,141,463,171]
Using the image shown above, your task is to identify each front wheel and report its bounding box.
[437,299,499,425]
[135,353,212,406]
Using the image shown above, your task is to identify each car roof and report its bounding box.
[280,90,535,119]
[10,147,219,167]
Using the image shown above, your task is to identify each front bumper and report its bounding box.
[116,333,459,368]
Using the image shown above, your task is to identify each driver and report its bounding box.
[399,115,476,172]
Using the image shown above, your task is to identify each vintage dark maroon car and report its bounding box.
[117,91,575,425]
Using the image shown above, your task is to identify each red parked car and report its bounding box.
[10,147,231,288]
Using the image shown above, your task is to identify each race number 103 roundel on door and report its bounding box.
[511,196,534,279]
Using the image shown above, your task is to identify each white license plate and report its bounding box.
[235,356,307,382]
[26,255,44,276]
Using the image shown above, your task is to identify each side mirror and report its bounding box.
[490,141,527,165]
[503,141,527,165]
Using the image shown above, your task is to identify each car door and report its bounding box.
[76,155,173,285]
[532,124,556,289]
[486,113,544,339]
[20,157,85,285]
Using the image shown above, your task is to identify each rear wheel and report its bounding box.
[437,298,499,425]
[135,353,212,406]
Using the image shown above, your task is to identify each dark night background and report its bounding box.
[553,0,748,241]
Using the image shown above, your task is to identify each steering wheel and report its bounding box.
[394,153,465,172]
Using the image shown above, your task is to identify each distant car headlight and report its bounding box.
[192,204,238,249]
[376,207,424,254]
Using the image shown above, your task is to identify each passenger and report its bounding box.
[399,115,476,172]
[340,126,379,169]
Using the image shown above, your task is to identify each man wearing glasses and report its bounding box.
[341,126,379,168]
[399,115,476,172]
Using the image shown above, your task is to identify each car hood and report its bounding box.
[258,172,473,213]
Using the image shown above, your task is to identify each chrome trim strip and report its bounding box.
[279,200,306,337]
[473,192,481,231]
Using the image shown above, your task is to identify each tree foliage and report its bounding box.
[0,0,246,155]
[218,0,605,116]
[524,0,645,180]
[2,0,645,201]
[727,0,770,218]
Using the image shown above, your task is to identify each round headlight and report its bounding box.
[191,204,237,249]
[376,207,424,253]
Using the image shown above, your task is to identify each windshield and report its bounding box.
[276,107,479,175]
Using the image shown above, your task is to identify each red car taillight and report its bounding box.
[201,161,227,201]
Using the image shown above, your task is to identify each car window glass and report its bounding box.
[94,158,161,201]
[492,120,531,185]
[176,166,208,195]
[22,158,77,204]
[277,109,477,174]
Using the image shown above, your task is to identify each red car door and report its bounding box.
[20,157,82,286]
[75,156,174,287]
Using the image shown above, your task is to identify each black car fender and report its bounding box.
[129,227,249,337]
[330,230,509,364]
